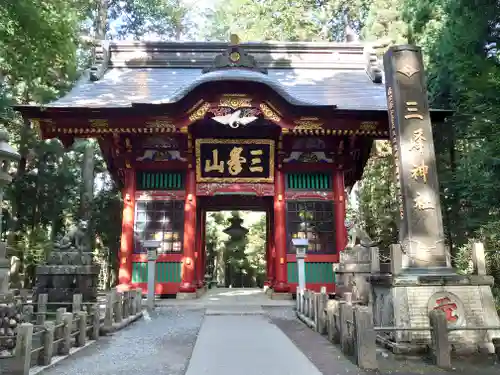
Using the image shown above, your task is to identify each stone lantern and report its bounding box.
[0,128,20,295]
[223,215,248,239]
[0,127,21,357]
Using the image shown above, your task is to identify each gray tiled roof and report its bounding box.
[47,41,387,110]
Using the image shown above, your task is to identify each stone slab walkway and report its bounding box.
[185,315,323,375]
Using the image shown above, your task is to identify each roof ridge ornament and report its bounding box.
[202,34,267,74]
[364,40,392,84]
[90,41,110,82]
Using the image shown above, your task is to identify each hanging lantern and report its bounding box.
[223,215,248,239]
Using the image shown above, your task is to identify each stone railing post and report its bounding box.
[295,287,300,312]
[115,292,123,323]
[339,301,349,354]
[130,291,137,316]
[54,308,66,354]
[472,242,486,275]
[37,294,48,325]
[13,323,33,375]
[327,300,340,343]
[122,290,130,319]
[40,321,55,366]
[310,292,316,321]
[317,288,328,334]
[104,289,115,329]
[128,290,134,315]
[429,310,451,368]
[76,311,87,347]
[370,247,380,273]
[300,290,305,314]
[61,312,73,355]
[136,288,143,313]
[22,305,34,324]
[390,244,402,275]
[72,294,82,313]
[353,306,378,370]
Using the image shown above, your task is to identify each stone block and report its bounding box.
[370,275,500,353]
[354,306,378,370]
[429,310,451,368]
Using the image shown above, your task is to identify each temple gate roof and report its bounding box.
[44,41,388,111]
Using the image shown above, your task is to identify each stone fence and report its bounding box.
[296,289,500,370]
[0,288,142,375]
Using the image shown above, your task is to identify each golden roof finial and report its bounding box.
[230,34,240,45]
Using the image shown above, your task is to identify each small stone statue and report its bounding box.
[346,217,378,249]
[54,219,89,253]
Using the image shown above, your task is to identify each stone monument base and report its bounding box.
[34,264,100,304]
[369,273,500,354]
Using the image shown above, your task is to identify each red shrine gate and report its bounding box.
[14,38,446,298]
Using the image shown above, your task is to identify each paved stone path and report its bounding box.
[185,314,323,375]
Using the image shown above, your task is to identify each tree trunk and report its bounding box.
[8,117,31,254]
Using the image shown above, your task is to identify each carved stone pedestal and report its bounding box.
[335,244,381,304]
[370,273,500,354]
[34,264,100,303]
[33,224,100,305]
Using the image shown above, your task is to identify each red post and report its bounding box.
[179,169,197,294]
[118,169,136,290]
[333,170,347,258]
[273,170,289,293]
[195,209,206,288]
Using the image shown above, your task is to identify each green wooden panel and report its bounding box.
[136,171,184,190]
[131,262,182,283]
[286,173,331,191]
[287,262,336,284]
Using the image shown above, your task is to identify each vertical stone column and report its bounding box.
[195,208,205,289]
[118,169,136,288]
[383,45,451,271]
[179,168,197,295]
[273,170,289,293]
[333,170,346,258]
[265,209,274,287]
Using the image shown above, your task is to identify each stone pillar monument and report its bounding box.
[369,45,500,353]
[0,128,22,356]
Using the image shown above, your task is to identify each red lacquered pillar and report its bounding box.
[118,169,136,291]
[273,170,289,293]
[333,170,347,260]
[179,168,197,293]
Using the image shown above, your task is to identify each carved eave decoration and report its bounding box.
[202,35,268,75]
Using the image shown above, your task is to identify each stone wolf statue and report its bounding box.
[345,216,378,249]
[54,219,89,253]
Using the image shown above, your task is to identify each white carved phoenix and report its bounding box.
[211,110,258,129]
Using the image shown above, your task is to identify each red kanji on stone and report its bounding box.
[433,297,459,322]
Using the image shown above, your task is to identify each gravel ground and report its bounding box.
[39,307,205,375]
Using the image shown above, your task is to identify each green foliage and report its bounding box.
[108,0,194,40]
[357,141,399,250]
[202,0,371,42]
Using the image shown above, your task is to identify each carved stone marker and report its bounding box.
[368,44,500,354]
[384,44,450,271]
